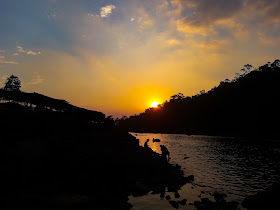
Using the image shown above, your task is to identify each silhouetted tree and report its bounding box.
[170,93,185,101]
[4,75,21,91]
[118,59,280,138]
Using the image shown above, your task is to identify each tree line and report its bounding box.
[0,75,105,123]
[118,59,280,138]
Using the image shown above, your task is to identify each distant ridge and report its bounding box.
[0,89,105,120]
[119,60,280,138]
[0,90,108,135]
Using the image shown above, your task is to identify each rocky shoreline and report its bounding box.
[4,127,279,210]
[242,182,280,210]
[3,130,194,209]
[2,101,278,209]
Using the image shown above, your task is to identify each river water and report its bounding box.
[128,133,280,209]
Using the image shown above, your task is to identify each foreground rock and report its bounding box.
[2,128,191,209]
[242,182,280,210]
[194,191,239,210]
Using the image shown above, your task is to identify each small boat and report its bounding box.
[152,138,160,142]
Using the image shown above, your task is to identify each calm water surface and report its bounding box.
[129,133,280,209]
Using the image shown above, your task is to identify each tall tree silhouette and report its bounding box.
[4,75,21,91]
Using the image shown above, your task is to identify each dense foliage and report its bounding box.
[119,60,280,138]
[4,75,21,91]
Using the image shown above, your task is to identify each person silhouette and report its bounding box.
[144,139,150,149]
[160,145,170,161]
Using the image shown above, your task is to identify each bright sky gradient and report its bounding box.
[0,0,279,117]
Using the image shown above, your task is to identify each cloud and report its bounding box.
[17,46,40,55]
[0,55,18,64]
[0,60,18,64]
[0,50,5,53]
[246,0,280,23]
[27,50,37,55]
[137,9,154,30]
[100,5,116,18]
[25,72,45,85]
[169,0,280,46]
[13,53,19,56]
[167,39,181,46]
[48,14,56,19]
[172,0,244,25]
[172,0,280,28]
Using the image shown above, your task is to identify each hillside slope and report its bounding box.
[119,60,280,138]
[1,92,189,209]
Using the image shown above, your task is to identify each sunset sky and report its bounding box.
[0,0,279,117]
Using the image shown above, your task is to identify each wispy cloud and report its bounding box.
[0,60,18,64]
[25,72,45,85]
[17,46,40,55]
[0,55,18,64]
[0,50,5,53]
[100,5,116,18]
[48,14,56,19]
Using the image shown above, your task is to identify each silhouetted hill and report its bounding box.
[1,90,190,209]
[0,90,108,135]
[119,60,280,138]
[0,89,105,120]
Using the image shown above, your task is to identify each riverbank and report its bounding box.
[130,130,280,143]
[3,130,193,209]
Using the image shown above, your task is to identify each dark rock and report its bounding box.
[132,182,151,197]
[213,191,227,201]
[152,138,160,142]
[178,199,187,205]
[194,194,238,210]
[169,200,179,209]
[174,191,180,198]
[195,199,215,210]
[227,201,239,209]
[175,164,181,169]
[168,185,178,192]
[201,198,209,203]
[185,175,194,182]
[242,182,280,210]
[166,195,171,200]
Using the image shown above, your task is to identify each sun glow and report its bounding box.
[151,101,159,108]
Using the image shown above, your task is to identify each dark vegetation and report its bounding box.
[118,60,280,138]
[1,76,190,209]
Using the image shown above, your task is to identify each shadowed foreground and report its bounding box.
[242,182,280,210]
[1,102,190,209]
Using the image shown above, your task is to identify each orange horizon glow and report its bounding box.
[2,1,279,118]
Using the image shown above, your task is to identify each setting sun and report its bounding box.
[151,102,159,108]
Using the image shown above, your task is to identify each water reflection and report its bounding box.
[129,133,280,209]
